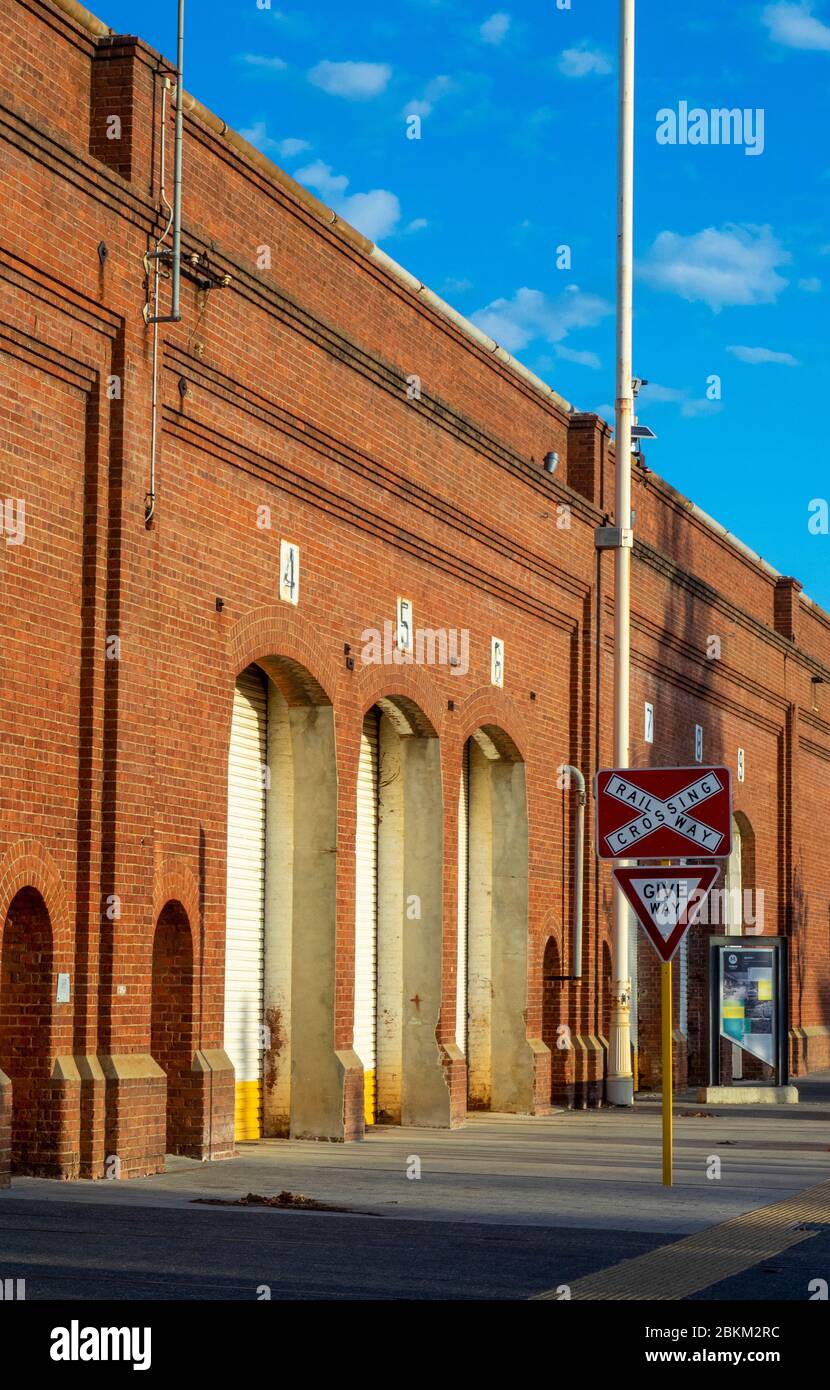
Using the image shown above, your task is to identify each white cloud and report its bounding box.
[236,53,287,72]
[640,382,722,418]
[470,285,612,354]
[798,275,822,291]
[761,2,830,51]
[240,121,275,150]
[559,42,613,77]
[727,345,801,365]
[277,137,311,157]
[239,125,310,158]
[296,161,401,241]
[339,190,401,241]
[679,399,722,418]
[441,277,473,294]
[480,12,511,45]
[404,217,429,234]
[555,345,602,369]
[296,160,349,198]
[638,224,790,311]
[309,60,392,99]
[642,384,686,404]
[403,74,455,119]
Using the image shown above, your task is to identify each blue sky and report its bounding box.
[104,0,828,606]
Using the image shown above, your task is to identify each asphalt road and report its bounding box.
[3,1085,829,1303]
[0,1198,677,1301]
[689,1225,830,1302]
[2,1196,826,1301]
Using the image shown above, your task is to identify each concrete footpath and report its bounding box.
[0,1075,828,1299]
[6,1076,830,1232]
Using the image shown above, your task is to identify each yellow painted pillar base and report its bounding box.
[234,1080,262,1141]
[363,1070,376,1127]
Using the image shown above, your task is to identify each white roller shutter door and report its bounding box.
[225,666,267,1140]
[354,710,379,1123]
[456,742,469,1055]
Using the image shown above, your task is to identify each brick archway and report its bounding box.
[454,688,530,763]
[542,934,562,1065]
[0,841,72,1011]
[0,887,54,1174]
[151,901,197,1155]
[223,653,351,1143]
[353,691,449,1130]
[355,666,446,743]
[227,605,340,710]
[459,722,533,1114]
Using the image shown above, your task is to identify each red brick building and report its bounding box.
[1,0,828,1182]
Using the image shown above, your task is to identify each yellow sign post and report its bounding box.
[613,863,721,1185]
[661,959,673,1187]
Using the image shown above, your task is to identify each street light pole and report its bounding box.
[607,0,636,1106]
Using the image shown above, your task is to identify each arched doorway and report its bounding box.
[724,816,744,934]
[353,697,446,1127]
[722,812,758,1081]
[225,658,339,1141]
[0,888,53,1173]
[542,935,565,1105]
[151,901,195,1155]
[601,939,612,1045]
[458,727,531,1113]
[686,812,757,1088]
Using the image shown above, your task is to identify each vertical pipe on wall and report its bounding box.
[562,767,586,980]
[171,0,185,321]
[146,76,171,524]
[607,0,636,1105]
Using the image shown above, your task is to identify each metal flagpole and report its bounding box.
[606,0,636,1106]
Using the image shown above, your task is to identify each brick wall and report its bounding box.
[0,0,828,1177]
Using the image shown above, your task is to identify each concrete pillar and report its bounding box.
[490,760,534,1112]
[400,735,449,1127]
[466,740,533,1114]
[467,743,493,1108]
[288,705,351,1139]
[263,683,294,1136]
[377,716,404,1123]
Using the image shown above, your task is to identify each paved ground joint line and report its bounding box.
[532,1176,830,1301]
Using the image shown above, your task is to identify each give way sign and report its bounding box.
[594,766,732,860]
[613,865,721,963]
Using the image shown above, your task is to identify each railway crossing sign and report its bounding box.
[594,766,732,860]
[613,864,721,963]
[595,764,733,1188]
